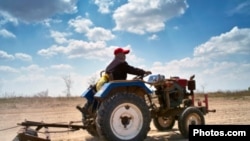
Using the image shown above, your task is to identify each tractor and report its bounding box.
[78,73,216,141]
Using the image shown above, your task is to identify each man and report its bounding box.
[79,47,151,117]
[96,47,152,90]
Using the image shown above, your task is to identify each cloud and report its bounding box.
[15,53,32,62]
[68,16,115,41]
[227,1,250,16]
[41,19,62,27]
[50,30,71,44]
[0,66,19,73]
[68,16,93,33]
[151,27,250,91]
[0,50,15,60]
[0,29,16,38]
[50,64,73,70]
[0,11,18,26]
[148,34,158,40]
[113,0,188,34]
[0,0,78,22]
[0,50,32,62]
[94,0,114,14]
[86,27,115,41]
[38,40,111,60]
[20,64,46,73]
[194,26,250,59]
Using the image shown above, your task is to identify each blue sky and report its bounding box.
[0,0,250,97]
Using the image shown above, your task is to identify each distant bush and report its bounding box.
[201,90,250,97]
[33,89,49,97]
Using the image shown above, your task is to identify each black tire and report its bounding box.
[96,93,151,141]
[81,100,99,137]
[178,107,205,138]
[86,124,98,137]
[153,116,175,131]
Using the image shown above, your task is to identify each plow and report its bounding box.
[14,73,216,141]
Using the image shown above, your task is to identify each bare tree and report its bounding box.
[0,79,3,96]
[200,83,207,93]
[62,74,73,97]
[34,89,49,97]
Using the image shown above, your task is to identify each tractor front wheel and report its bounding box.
[96,93,151,141]
[178,107,205,138]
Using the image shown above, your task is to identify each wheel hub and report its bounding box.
[110,103,143,139]
[187,114,201,125]
[120,116,132,128]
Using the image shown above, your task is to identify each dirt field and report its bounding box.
[0,93,250,141]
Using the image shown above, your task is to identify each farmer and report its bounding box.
[79,47,151,117]
[95,47,152,91]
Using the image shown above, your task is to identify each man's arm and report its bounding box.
[125,62,151,76]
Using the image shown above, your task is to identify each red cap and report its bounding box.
[114,47,130,55]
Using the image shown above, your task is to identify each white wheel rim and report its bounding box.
[110,103,143,140]
[185,113,202,131]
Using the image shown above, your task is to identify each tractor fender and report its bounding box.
[81,85,96,102]
[94,80,153,99]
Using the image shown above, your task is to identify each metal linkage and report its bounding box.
[16,120,86,141]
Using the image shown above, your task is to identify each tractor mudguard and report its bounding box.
[81,85,96,102]
[94,80,153,99]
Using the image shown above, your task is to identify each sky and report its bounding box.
[0,0,250,97]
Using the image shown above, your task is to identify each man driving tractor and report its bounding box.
[80,47,152,115]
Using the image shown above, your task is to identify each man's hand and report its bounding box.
[145,71,152,75]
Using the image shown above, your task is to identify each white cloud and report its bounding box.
[86,27,115,41]
[194,26,250,59]
[94,0,114,14]
[68,16,115,41]
[228,1,250,16]
[0,0,77,22]
[50,30,71,44]
[20,64,47,74]
[41,18,62,27]
[151,27,250,92]
[0,50,15,60]
[50,64,73,70]
[113,0,188,34]
[203,62,237,75]
[15,53,32,62]
[38,40,110,60]
[68,16,93,33]
[0,11,18,26]
[0,51,32,62]
[148,34,158,40]
[37,45,61,57]
[0,29,16,38]
[0,66,19,73]
[20,64,46,73]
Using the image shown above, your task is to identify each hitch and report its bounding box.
[15,120,86,141]
[196,94,216,113]
[203,94,216,113]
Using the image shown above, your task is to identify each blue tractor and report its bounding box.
[79,73,215,141]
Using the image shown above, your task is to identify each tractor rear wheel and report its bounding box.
[178,107,205,138]
[96,93,151,141]
[153,116,175,131]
